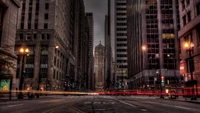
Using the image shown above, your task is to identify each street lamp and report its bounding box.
[18,47,29,99]
[184,42,197,100]
[141,45,147,89]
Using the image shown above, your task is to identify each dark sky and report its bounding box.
[84,0,108,47]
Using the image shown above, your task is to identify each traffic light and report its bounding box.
[161,76,164,83]
[64,82,67,87]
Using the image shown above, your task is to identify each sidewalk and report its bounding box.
[0,95,49,103]
[162,96,200,104]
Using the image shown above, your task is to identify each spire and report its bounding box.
[100,41,101,44]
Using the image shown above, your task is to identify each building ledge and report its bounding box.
[11,0,21,8]
[178,15,200,38]
[0,48,17,59]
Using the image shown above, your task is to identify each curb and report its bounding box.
[160,97,200,105]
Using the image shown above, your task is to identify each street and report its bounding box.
[0,95,199,113]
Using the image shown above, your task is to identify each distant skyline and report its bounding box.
[84,0,108,47]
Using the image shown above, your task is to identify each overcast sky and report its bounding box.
[84,0,108,47]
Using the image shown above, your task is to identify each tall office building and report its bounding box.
[0,0,20,96]
[110,0,128,89]
[94,42,105,91]
[105,15,112,90]
[15,0,75,91]
[86,13,94,90]
[127,0,182,90]
[178,0,200,96]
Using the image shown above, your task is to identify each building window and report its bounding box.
[186,0,190,6]
[26,34,31,40]
[34,34,37,40]
[28,23,31,29]
[197,25,200,46]
[34,24,38,29]
[53,69,55,79]
[42,34,45,40]
[44,13,48,20]
[197,3,200,15]
[181,0,185,10]
[187,11,191,22]
[47,34,50,39]
[20,34,23,40]
[44,23,48,29]
[183,15,186,26]
[45,3,49,10]
[21,23,24,29]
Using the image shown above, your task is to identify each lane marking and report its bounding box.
[40,99,61,103]
[141,109,147,112]
[68,105,85,113]
[118,100,136,108]
[144,101,192,110]
[8,104,23,108]
[174,106,191,110]
[94,109,106,111]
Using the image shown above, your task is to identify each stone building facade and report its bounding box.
[0,0,20,96]
[15,0,75,91]
[178,0,200,96]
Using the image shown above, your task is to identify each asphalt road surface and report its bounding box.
[0,95,199,113]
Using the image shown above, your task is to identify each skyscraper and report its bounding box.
[86,13,94,90]
[15,0,76,91]
[94,42,105,91]
[127,0,181,90]
[110,0,128,89]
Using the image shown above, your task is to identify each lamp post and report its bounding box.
[18,47,29,99]
[142,45,147,89]
[184,42,197,100]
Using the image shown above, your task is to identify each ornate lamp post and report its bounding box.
[184,42,197,100]
[18,47,29,99]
